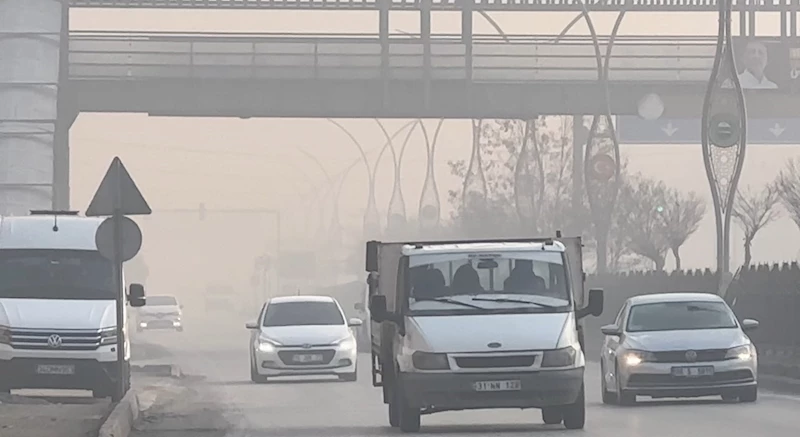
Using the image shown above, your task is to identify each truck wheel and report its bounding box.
[562,383,585,430]
[394,379,421,433]
[388,397,399,427]
[541,407,563,425]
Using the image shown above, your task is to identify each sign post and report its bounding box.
[86,157,151,401]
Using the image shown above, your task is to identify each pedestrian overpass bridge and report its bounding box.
[67,32,800,118]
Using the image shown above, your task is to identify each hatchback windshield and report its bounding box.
[148,296,178,306]
[263,301,344,327]
[626,301,738,332]
[0,249,114,300]
[407,251,569,312]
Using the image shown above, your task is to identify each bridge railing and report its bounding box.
[68,32,729,83]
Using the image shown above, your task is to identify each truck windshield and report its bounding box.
[0,249,115,300]
[407,252,570,313]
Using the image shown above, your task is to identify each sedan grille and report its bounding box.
[651,349,729,363]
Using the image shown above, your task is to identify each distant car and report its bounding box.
[137,295,183,332]
[246,295,362,383]
[600,292,759,405]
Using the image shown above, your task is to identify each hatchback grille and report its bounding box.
[455,355,536,369]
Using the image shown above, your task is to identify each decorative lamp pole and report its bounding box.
[418,120,444,233]
[701,0,747,276]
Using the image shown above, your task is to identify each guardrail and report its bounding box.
[68,32,726,83]
[67,0,800,12]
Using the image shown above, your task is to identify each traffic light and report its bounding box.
[199,203,206,221]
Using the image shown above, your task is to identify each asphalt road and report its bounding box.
[132,321,800,437]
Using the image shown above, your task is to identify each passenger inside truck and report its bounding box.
[504,260,546,294]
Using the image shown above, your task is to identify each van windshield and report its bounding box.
[407,252,570,313]
[0,249,115,300]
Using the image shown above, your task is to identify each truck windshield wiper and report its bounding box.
[417,297,488,310]
[470,296,559,309]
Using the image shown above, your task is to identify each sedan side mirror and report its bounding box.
[128,283,146,308]
[601,324,622,336]
[741,318,759,332]
[348,318,363,327]
[245,322,259,330]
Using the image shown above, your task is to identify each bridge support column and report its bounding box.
[0,0,67,215]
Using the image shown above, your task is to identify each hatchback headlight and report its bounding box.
[412,351,450,370]
[622,350,654,366]
[100,327,118,345]
[334,336,357,351]
[541,346,577,368]
[258,337,281,352]
[726,344,754,360]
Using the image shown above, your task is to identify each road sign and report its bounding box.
[617,117,800,144]
[86,157,152,217]
[95,216,143,262]
[589,154,616,182]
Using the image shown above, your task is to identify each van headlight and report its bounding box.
[726,345,754,361]
[100,327,118,346]
[622,350,654,366]
[541,346,577,368]
[0,326,11,345]
[412,351,450,370]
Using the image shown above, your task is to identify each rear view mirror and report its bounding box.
[741,319,759,332]
[601,324,622,336]
[128,283,146,308]
[365,241,379,272]
[576,288,603,320]
[477,259,498,269]
[348,318,363,327]
[369,295,388,322]
[245,322,258,330]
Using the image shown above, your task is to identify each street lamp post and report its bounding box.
[701,0,747,279]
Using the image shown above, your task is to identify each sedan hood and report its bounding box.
[625,328,748,351]
[262,325,350,346]
[0,298,116,330]
[407,312,569,353]
[139,306,180,316]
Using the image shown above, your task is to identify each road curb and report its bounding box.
[98,390,140,437]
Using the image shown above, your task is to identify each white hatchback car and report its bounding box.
[600,293,759,405]
[246,295,362,383]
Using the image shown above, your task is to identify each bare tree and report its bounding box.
[732,184,781,267]
[618,175,670,271]
[777,158,800,232]
[660,189,706,271]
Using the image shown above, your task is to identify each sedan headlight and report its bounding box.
[257,337,281,353]
[541,346,577,368]
[725,344,754,360]
[412,351,450,370]
[100,327,118,346]
[621,349,654,366]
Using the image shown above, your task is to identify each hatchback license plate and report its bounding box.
[473,380,522,392]
[292,354,323,363]
[671,366,714,377]
[36,364,75,375]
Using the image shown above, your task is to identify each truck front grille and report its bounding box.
[10,329,106,351]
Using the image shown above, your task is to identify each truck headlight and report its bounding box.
[541,346,577,368]
[622,350,654,366]
[726,345,754,360]
[100,327,118,346]
[412,351,450,370]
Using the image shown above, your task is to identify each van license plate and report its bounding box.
[671,366,714,377]
[292,354,323,363]
[36,364,75,375]
[473,380,522,392]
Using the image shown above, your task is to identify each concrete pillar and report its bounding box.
[0,0,65,215]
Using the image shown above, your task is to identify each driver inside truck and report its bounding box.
[504,259,546,294]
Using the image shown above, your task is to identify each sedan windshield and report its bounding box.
[263,301,344,327]
[626,301,738,333]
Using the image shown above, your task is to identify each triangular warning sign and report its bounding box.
[86,157,152,217]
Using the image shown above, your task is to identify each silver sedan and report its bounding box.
[599,292,759,405]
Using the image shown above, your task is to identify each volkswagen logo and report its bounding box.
[685,350,697,362]
[487,342,502,349]
[47,334,63,349]
[302,344,312,349]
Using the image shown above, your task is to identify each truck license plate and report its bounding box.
[36,364,75,375]
[292,354,323,363]
[473,380,522,392]
[671,366,714,377]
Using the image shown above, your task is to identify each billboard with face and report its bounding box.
[734,38,790,90]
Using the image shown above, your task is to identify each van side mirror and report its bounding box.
[576,288,603,320]
[601,324,622,336]
[365,241,379,272]
[741,319,759,332]
[369,295,388,322]
[128,283,146,308]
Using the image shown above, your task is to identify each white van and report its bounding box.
[0,211,145,400]
[366,238,604,432]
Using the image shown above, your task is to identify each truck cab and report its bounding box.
[0,212,145,400]
[366,237,603,432]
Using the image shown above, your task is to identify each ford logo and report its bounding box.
[487,342,502,349]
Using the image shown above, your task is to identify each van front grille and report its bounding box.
[10,329,107,351]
